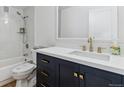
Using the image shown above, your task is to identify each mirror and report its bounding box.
[89,7,118,41]
[57,6,118,41]
[58,6,89,38]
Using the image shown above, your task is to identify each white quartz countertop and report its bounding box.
[36,47,124,75]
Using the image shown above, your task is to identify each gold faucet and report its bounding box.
[88,36,93,52]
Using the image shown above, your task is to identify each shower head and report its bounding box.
[17,11,21,15]
[16,11,28,20]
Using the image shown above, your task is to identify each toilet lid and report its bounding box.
[12,63,35,74]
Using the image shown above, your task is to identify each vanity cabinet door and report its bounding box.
[59,60,80,87]
[37,53,58,87]
[122,77,124,86]
[80,65,122,87]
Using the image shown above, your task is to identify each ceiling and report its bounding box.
[13,6,28,10]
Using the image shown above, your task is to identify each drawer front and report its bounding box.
[37,53,57,87]
[37,68,49,87]
[37,53,56,69]
[37,66,57,87]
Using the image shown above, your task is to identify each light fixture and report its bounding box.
[3,6,9,24]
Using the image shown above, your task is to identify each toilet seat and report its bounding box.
[12,62,36,87]
[12,63,35,75]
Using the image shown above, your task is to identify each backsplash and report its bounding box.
[56,39,124,56]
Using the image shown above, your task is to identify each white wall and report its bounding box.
[23,6,35,59]
[34,6,56,47]
[23,6,57,60]
[0,7,24,60]
[118,6,124,42]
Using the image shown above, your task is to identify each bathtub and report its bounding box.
[0,57,25,86]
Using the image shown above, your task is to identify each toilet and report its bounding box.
[12,63,36,87]
[12,49,37,87]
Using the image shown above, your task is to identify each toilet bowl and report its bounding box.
[12,63,36,87]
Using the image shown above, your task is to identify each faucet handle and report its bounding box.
[97,47,106,53]
[80,45,86,51]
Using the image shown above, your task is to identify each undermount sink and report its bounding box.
[69,51,110,61]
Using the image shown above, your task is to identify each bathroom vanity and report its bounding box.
[36,47,124,87]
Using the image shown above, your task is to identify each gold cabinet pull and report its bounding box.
[41,59,49,64]
[73,72,78,77]
[40,83,46,87]
[79,74,84,80]
[40,71,49,77]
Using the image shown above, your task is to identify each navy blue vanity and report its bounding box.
[36,53,124,87]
